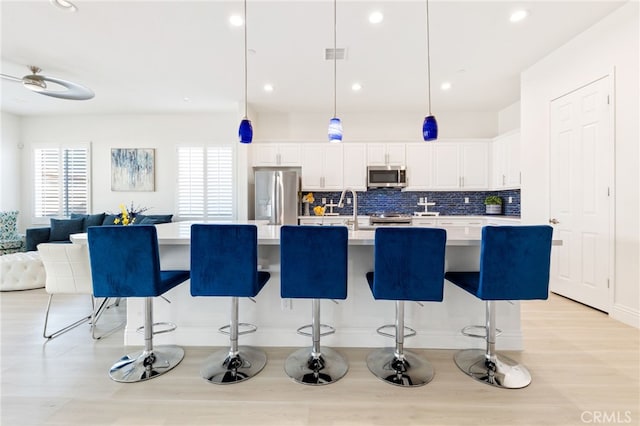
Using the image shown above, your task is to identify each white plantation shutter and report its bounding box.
[177,147,205,217]
[177,145,234,219]
[34,146,90,218]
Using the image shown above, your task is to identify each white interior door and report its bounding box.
[549,76,612,312]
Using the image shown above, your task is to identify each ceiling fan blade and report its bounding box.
[0,73,23,83]
[34,75,94,100]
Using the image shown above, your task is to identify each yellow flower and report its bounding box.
[313,205,326,216]
[303,192,315,203]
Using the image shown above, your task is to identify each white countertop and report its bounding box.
[70,220,555,248]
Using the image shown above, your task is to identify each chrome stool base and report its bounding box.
[367,348,434,387]
[453,349,532,389]
[109,345,184,383]
[201,346,267,384]
[284,347,348,386]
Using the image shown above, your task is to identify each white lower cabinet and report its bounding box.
[412,217,521,228]
[436,218,485,227]
[299,216,369,227]
[411,217,438,227]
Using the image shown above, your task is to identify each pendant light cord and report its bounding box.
[244,0,248,118]
[425,0,432,116]
[333,0,337,118]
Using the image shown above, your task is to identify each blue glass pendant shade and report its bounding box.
[328,117,343,142]
[422,115,438,141]
[239,118,253,144]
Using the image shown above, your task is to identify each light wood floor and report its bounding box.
[1,289,638,426]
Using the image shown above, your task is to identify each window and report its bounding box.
[177,145,234,219]
[33,145,90,219]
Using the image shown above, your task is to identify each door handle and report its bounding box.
[549,218,560,224]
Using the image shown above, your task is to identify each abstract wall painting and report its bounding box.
[111,148,155,191]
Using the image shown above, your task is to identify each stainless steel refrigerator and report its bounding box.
[254,169,300,225]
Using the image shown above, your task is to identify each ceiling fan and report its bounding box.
[0,65,94,100]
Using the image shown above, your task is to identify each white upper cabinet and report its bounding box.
[300,144,344,190]
[460,142,490,189]
[342,143,367,191]
[492,130,521,189]
[367,144,406,166]
[431,143,460,189]
[431,141,490,190]
[404,143,432,190]
[253,143,300,166]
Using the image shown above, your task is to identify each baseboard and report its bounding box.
[610,303,640,328]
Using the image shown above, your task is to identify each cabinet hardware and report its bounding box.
[549,218,560,224]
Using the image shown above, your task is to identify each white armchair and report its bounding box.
[38,243,123,339]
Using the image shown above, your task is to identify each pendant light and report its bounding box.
[422,0,438,141]
[328,0,343,142]
[238,0,253,144]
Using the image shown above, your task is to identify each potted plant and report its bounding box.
[484,196,503,215]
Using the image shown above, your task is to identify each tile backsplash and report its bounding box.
[303,189,520,216]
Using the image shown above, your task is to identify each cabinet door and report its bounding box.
[431,144,460,189]
[460,142,489,189]
[343,143,366,190]
[322,144,344,190]
[300,144,324,189]
[366,144,387,165]
[412,218,437,227]
[492,137,507,188]
[278,144,300,166]
[405,143,431,190]
[386,144,406,165]
[253,144,279,166]
[505,132,521,187]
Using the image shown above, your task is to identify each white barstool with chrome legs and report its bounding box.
[445,225,553,389]
[280,225,349,386]
[38,243,123,340]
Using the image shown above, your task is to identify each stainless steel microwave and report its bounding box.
[367,166,407,188]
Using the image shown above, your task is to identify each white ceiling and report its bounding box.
[0,0,626,117]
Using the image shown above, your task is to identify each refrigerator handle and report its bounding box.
[276,172,285,224]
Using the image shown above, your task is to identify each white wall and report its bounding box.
[0,112,22,217]
[255,110,498,141]
[19,113,239,228]
[498,101,520,134]
[521,1,639,327]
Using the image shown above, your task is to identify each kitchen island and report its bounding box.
[72,221,550,350]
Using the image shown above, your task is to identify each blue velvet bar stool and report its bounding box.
[445,225,553,389]
[190,224,270,384]
[280,225,349,386]
[87,225,190,383]
[366,227,447,387]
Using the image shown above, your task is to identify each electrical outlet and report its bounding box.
[322,198,327,204]
[347,198,351,205]
[508,197,513,203]
[464,197,469,204]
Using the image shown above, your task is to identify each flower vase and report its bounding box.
[304,202,310,216]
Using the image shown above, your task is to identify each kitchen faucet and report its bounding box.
[338,188,358,231]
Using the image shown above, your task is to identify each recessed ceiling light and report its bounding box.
[441,82,452,91]
[229,14,244,26]
[50,0,77,12]
[509,10,529,23]
[369,11,384,24]
[352,83,362,91]
[183,97,191,102]
[263,84,274,92]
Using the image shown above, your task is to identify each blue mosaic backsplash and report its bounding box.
[304,189,520,217]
